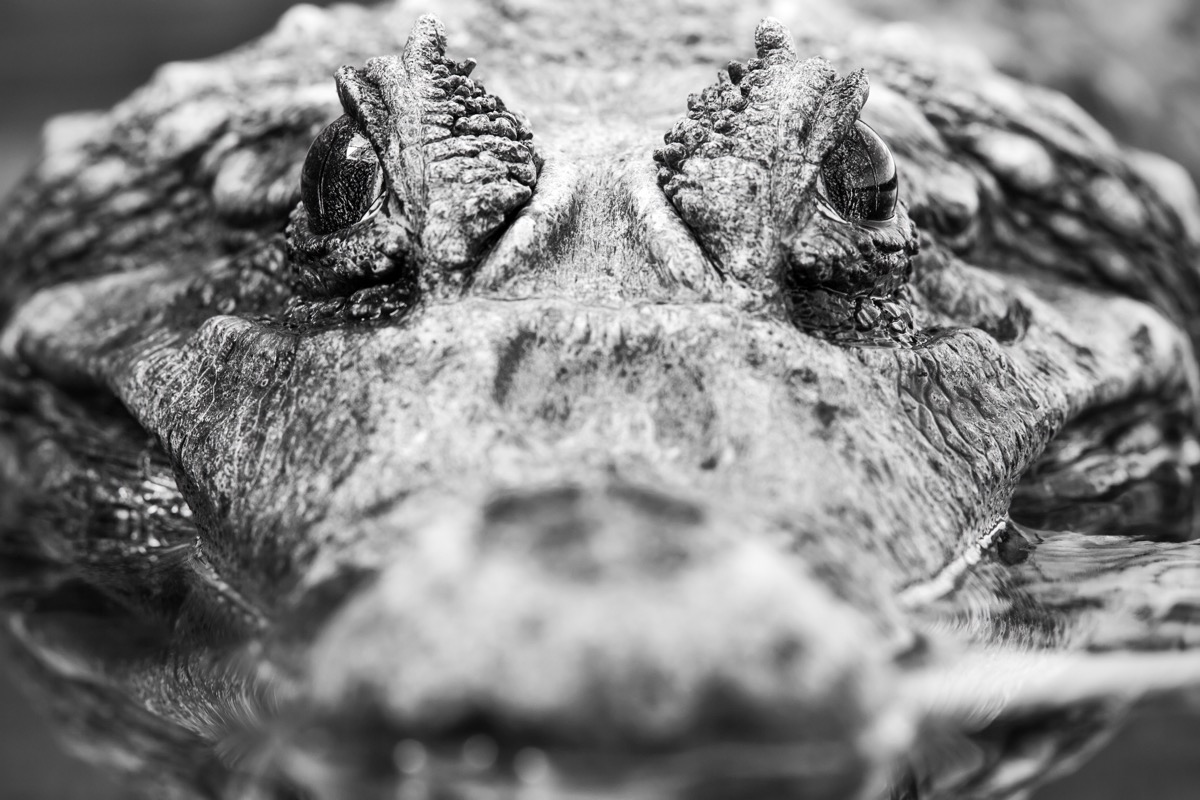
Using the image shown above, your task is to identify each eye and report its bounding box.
[820,121,898,223]
[300,115,386,235]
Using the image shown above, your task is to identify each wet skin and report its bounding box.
[1,2,1200,799]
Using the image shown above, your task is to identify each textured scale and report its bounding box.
[654,20,921,344]
[0,2,1199,800]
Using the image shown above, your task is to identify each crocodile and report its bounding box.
[1,1,1200,798]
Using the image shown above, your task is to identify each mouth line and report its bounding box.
[0,367,270,653]
[899,387,1200,606]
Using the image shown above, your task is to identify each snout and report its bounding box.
[251,480,900,800]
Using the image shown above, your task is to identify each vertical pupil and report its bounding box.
[301,115,383,235]
[821,121,898,222]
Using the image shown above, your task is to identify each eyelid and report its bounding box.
[813,193,897,230]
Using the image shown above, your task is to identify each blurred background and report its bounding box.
[0,0,1198,798]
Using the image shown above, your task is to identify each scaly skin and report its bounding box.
[1,2,1199,799]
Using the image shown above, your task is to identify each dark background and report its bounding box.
[0,1,1198,798]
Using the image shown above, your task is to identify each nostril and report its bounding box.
[484,485,592,547]
[483,485,585,527]
[480,482,706,580]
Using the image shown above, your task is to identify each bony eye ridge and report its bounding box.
[300,114,387,235]
[819,120,898,224]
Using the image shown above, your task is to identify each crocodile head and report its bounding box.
[2,2,1199,799]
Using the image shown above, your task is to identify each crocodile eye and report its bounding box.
[820,121,898,223]
[300,115,386,235]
